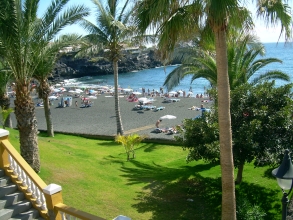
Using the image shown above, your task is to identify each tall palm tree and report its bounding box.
[80,0,135,135]
[33,34,87,137]
[136,1,292,219]
[0,0,89,172]
[164,33,290,91]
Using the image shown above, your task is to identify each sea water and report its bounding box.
[66,43,293,96]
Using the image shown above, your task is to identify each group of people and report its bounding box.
[155,119,179,134]
[127,93,138,102]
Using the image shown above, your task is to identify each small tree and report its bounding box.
[115,133,146,161]
[176,82,293,184]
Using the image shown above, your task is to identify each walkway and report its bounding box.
[121,124,154,135]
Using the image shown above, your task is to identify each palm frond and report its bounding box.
[42,4,89,42]
[251,70,290,85]
[256,0,292,41]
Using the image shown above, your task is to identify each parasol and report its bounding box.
[160,115,177,120]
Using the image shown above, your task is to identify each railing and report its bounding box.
[0,129,106,220]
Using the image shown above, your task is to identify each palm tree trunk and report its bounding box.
[113,60,124,135]
[215,29,236,219]
[236,163,244,184]
[14,93,40,173]
[39,81,54,137]
[43,95,54,137]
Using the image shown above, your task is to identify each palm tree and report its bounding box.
[33,34,87,137]
[136,1,292,219]
[164,33,290,91]
[80,0,135,135]
[0,0,89,172]
[115,133,146,160]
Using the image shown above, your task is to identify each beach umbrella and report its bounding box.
[48,95,58,100]
[138,97,148,102]
[100,86,109,90]
[169,91,177,94]
[68,90,75,93]
[132,91,142,95]
[75,89,83,93]
[160,115,177,120]
[123,88,133,92]
[53,88,61,93]
[87,95,97,99]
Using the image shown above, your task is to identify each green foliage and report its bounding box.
[0,107,14,128]
[3,128,283,219]
[115,133,146,160]
[175,118,220,163]
[236,197,266,220]
[230,82,293,167]
[0,68,12,95]
[177,81,293,170]
[80,0,135,62]
[164,32,289,92]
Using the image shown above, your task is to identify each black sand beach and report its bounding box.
[10,93,213,141]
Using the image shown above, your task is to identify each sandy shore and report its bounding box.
[10,93,213,141]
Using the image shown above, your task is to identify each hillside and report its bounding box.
[49,48,165,83]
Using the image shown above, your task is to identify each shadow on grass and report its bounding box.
[38,131,49,137]
[96,140,118,147]
[138,143,158,153]
[115,160,281,220]
[236,181,280,219]
[119,160,221,219]
[263,167,277,180]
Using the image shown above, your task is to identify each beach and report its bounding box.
[10,92,213,141]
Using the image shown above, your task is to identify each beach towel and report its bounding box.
[154,106,165,111]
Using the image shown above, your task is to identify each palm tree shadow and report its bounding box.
[118,160,281,220]
[120,160,222,219]
[96,141,118,147]
[236,181,280,219]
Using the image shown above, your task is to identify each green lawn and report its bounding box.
[6,128,284,220]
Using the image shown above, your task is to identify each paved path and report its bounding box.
[123,124,154,135]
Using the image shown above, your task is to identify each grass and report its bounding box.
[6,128,284,220]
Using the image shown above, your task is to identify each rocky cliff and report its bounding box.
[49,48,163,83]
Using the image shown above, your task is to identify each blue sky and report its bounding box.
[39,0,291,43]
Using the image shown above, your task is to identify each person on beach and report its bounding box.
[75,101,78,107]
[201,104,207,116]
[156,119,162,128]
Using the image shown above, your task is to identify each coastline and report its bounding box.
[9,92,213,141]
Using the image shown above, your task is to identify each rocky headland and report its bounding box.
[49,48,170,83]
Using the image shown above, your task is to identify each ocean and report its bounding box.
[65,43,293,96]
